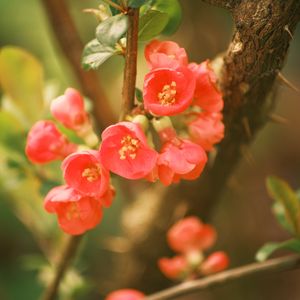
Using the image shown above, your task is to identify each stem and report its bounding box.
[119,7,139,121]
[41,0,115,130]
[103,0,125,12]
[146,254,300,300]
[40,235,83,300]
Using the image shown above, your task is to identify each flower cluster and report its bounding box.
[26,88,115,235]
[25,39,224,235]
[99,39,224,186]
[158,216,229,280]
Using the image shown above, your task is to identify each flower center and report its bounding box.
[66,202,79,220]
[158,81,177,106]
[119,135,140,160]
[82,164,101,182]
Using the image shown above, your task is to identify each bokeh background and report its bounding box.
[1,0,300,299]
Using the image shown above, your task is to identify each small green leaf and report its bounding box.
[128,0,150,8]
[0,47,44,122]
[272,202,294,234]
[153,0,182,35]
[96,14,128,47]
[135,87,143,102]
[82,39,116,70]
[266,176,300,236]
[256,239,300,262]
[138,10,169,41]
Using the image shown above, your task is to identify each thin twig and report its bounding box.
[146,254,300,300]
[41,0,116,130]
[41,235,83,300]
[119,7,140,121]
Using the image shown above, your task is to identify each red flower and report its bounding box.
[44,185,103,235]
[99,122,158,180]
[105,289,144,300]
[158,255,188,280]
[100,184,116,208]
[189,61,223,113]
[200,251,229,275]
[50,88,88,131]
[188,112,225,151]
[145,39,188,70]
[157,138,207,186]
[143,67,196,116]
[167,216,216,253]
[25,120,77,164]
[62,150,110,197]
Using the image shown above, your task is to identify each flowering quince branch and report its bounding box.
[146,254,300,300]
[120,7,140,121]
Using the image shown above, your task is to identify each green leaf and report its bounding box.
[153,0,182,35]
[138,10,169,41]
[272,202,294,234]
[82,39,116,70]
[128,0,150,8]
[0,47,44,122]
[266,176,300,236]
[256,239,300,262]
[135,87,143,102]
[96,14,128,47]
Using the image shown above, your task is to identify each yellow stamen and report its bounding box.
[82,164,101,182]
[158,81,177,106]
[119,135,140,160]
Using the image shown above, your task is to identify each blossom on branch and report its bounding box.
[105,289,144,300]
[25,120,77,164]
[44,185,103,235]
[99,122,158,180]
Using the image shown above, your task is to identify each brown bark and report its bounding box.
[111,0,300,293]
[41,0,116,130]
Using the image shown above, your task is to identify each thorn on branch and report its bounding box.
[284,25,294,40]
[268,113,290,126]
[277,72,300,93]
[242,117,252,139]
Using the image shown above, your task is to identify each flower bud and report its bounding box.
[105,289,144,300]
[200,251,229,275]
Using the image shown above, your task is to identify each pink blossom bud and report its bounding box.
[145,39,188,70]
[105,289,144,300]
[158,255,188,280]
[25,120,77,164]
[50,88,88,131]
[167,216,216,253]
[200,251,229,275]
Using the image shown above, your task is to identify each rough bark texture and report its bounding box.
[111,0,300,294]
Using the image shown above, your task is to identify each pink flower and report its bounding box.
[189,61,223,113]
[167,216,216,253]
[143,67,196,116]
[62,150,110,197]
[105,289,144,300]
[99,122,158,180]
[44,185,103,235]
[50,88,88,131]
[158,255,188,280]
[25,120,77,164]
[200,251,229,275]
[157,138,207,186]
[188,112,225,151]
[145,39,188,69]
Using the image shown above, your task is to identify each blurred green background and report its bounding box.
[1,0,300,299]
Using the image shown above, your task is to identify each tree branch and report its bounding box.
[40,235,83,300]
[146,254,300,300]
[120,7,139,121]
[41,0,116,130]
